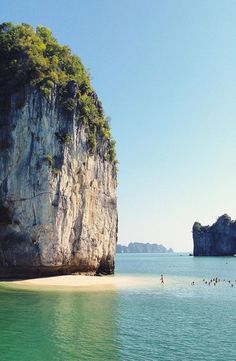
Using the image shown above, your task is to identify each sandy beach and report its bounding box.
[1,274,160,292]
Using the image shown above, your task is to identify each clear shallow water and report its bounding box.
[0,254,236,361]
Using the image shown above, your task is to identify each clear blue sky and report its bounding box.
[1,0,236,251]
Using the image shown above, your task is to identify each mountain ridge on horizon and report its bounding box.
[116,242,174,254]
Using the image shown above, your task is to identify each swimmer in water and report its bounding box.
[160,274,164,284]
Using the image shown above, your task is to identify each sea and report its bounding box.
[0,253,235,361]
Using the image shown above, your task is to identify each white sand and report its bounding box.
[7,274,159,291]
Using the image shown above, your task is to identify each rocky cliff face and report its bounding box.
[0,85,118,277]
[193,214,236,256]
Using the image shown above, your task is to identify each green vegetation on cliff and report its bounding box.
[0,22,117,166]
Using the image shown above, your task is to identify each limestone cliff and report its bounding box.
[193,214,236,256]
[0,23,118,277]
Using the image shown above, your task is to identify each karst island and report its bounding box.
[193,214,236,256]
[0,23,118,278]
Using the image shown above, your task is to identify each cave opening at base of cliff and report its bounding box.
[96,256,114,275]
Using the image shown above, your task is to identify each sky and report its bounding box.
[1,0,236,251]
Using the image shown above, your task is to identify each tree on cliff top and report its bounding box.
[0,22,117,165]
[0,22,90,96]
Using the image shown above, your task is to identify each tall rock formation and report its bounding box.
[192,214,236,256]
[0,23,118,277]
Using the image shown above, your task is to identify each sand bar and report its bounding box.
[0,274,161,292]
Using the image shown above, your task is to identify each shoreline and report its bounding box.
[0,274,161,292]
[0,273,233,292]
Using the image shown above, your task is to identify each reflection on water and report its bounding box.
[0,288,121,361]
[0,254,236,361]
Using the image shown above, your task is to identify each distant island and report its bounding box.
[116,242,174,254]
[193,214,236,256]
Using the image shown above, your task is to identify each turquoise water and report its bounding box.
[0,254,236,361]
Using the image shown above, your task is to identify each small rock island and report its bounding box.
[193,214,236,256]
[0,23,118,277]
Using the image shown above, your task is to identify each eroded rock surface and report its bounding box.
[193,214,236,256]
[0,86,118,277]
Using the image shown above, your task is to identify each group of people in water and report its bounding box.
[160,274,235,287]
[191,277,235,287]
